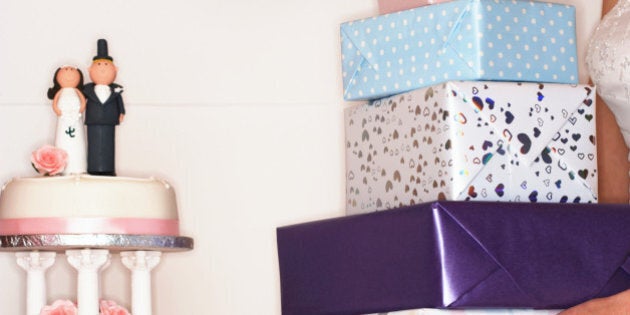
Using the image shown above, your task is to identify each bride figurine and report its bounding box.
[47,66,87,175]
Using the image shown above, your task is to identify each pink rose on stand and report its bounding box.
[40,300,77,315]
[31,145,68,176]
[99,300,131,315]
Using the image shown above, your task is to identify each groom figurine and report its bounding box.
[83,39,125,176]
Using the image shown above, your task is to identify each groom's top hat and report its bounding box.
[93,39,113,62]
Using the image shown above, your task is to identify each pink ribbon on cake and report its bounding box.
[0,217,180,235]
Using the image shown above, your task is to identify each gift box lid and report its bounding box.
[277,201,630,314]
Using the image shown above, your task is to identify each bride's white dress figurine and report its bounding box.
[47,66,87,175]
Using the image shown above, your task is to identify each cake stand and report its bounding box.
[0,234,194,315]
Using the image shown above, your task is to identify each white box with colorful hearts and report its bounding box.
[345,81,597,214]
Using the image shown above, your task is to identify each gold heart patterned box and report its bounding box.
[345,81,597,214]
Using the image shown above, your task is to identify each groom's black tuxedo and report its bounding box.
[83,83,125,176]
[83,83,125,125]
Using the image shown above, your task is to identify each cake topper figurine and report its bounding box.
[83,39,125,176]
[47,65,87,175]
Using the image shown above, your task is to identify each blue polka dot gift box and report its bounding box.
[345,81,597,215]
[340,0,579,101]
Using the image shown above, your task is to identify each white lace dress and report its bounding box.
[588,0,630,149]
[54,87,87,174]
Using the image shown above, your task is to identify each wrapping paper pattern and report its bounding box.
[341,0,578,100]
[345,81,597,214]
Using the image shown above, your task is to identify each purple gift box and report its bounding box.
[277,201,630,315]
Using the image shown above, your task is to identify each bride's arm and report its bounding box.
[52,91,61,116]
[76,88,86,113]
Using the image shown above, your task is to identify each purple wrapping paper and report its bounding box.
[276,201,630,315]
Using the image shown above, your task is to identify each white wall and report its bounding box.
[0,0,374,314]
[0,0,601,314]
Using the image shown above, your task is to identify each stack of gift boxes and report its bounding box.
[277,1,630,315]
[343,0,598,212]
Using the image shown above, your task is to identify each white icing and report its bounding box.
[0,175,178,219]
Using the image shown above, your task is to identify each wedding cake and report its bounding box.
[0,39,190,315]
[0,175,180,236]
[0,39,181,237]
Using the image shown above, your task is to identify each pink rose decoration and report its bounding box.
[31,145,68,176]
[99,300,130,315]
[41,299,130,315]
[40,300,77,315]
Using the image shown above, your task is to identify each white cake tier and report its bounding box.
[0,175,179,235]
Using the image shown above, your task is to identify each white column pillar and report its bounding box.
[16,252,56,315]
[66,249,110,315]
[121,251,161,315]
